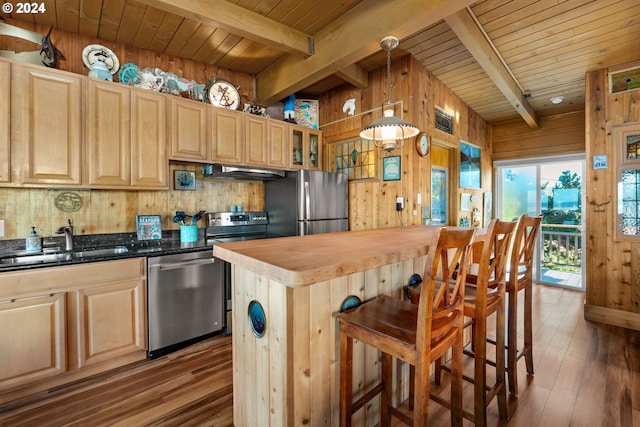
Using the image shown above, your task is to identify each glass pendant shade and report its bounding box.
[360,108,420,151]
[360,36,420,152]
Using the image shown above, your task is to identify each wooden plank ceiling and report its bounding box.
[4,0,640,127]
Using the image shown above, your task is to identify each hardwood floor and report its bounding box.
[1,284,639,426]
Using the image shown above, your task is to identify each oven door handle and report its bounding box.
[148,257,215,271]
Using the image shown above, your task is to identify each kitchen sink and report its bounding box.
[0,246,130,265]
[72,246,129,258]
[0,252,72,265]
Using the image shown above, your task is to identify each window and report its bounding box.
[330,138,377,180]
[609,66,640,94]
[614,123,640,238]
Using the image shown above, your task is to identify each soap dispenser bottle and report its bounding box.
[26,226,42,253]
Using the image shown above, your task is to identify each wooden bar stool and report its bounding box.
[506,214,542,396]
[337,226,475,427]
[409,219,515,426]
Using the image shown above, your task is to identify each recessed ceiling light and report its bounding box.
[550,96,564,104]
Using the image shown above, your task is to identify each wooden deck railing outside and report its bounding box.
[540,224,582,272]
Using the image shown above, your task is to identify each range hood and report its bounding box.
[203,164,286,181]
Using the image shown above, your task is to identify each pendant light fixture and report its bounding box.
[360,36,419,151]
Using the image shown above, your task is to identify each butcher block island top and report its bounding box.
[213,225,436,287]
[214,225,441,427]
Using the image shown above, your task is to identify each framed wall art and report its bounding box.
[136,215,162,240]
[382,156,401,181]
[460,141,482,189]
[483,192,493,228]
[174,170,196,190]
[460,193,470,211]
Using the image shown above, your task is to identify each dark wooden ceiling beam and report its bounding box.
[445,8,540,129]
[255,0,477,104]
[134,0,314,57]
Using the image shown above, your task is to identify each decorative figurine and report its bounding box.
[342,98,356,116]
[283,94,296,123]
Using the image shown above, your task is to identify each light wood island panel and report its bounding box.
[213,225,441,427]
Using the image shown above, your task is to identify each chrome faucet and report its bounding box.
[56,219,74,251]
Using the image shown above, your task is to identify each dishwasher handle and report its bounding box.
[149,257,215,271]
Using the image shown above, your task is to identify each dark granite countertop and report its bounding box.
[0,230,213,272]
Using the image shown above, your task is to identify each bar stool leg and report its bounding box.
[339,329,353,427]
[496,303,509,420]
[473,317,488,427]
[523,284,534,375]
[381,352,392,426]
[507,290,519,395]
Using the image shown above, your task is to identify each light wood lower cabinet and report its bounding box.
[0,258,147,399]
[0,293,67,389]
[67,278,146,370]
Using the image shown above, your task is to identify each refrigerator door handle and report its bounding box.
[304,181,311,220]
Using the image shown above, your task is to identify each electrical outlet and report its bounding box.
[396,196,404,211]
[0,219,4,237]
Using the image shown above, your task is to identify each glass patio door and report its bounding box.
[495,155,585,290]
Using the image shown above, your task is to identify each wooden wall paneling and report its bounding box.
[606,87,640,313]
[291,281,311,425]
[492,111,585,161]
[9,190,29,239]
[584,69,608,307]
[309,277,333,425]
[268,276,287,427]
[86,191,110,235]
[605,91,626,311]
[2,142,266,239]
[632,244,640,312]
[345,271,365,426]
[328,276,349,425]
[320,54,490,230]
[254,271,271,425]
[584,59,640,323]
[231,266,249,427]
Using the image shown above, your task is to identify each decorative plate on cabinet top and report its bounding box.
[204,77,241,110]
[82,44,120,74]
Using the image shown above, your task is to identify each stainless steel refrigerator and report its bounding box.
[266,170,348,237]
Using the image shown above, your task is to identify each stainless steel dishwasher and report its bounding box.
[147,249,224,359]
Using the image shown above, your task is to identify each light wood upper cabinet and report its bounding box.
[267,120,290,169]
[86,81,131,186]
[86,83,167,189]
[245,114,268,166]
[12,63,83,186]
[169,97,208,162]
[211,107,244,164]
[0,58,9,183]
[290,125,322,170]
[131,90,168,188]
[245,117,290,169]
[0,293,67,390]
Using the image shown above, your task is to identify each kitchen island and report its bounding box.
[213,225,440,427]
